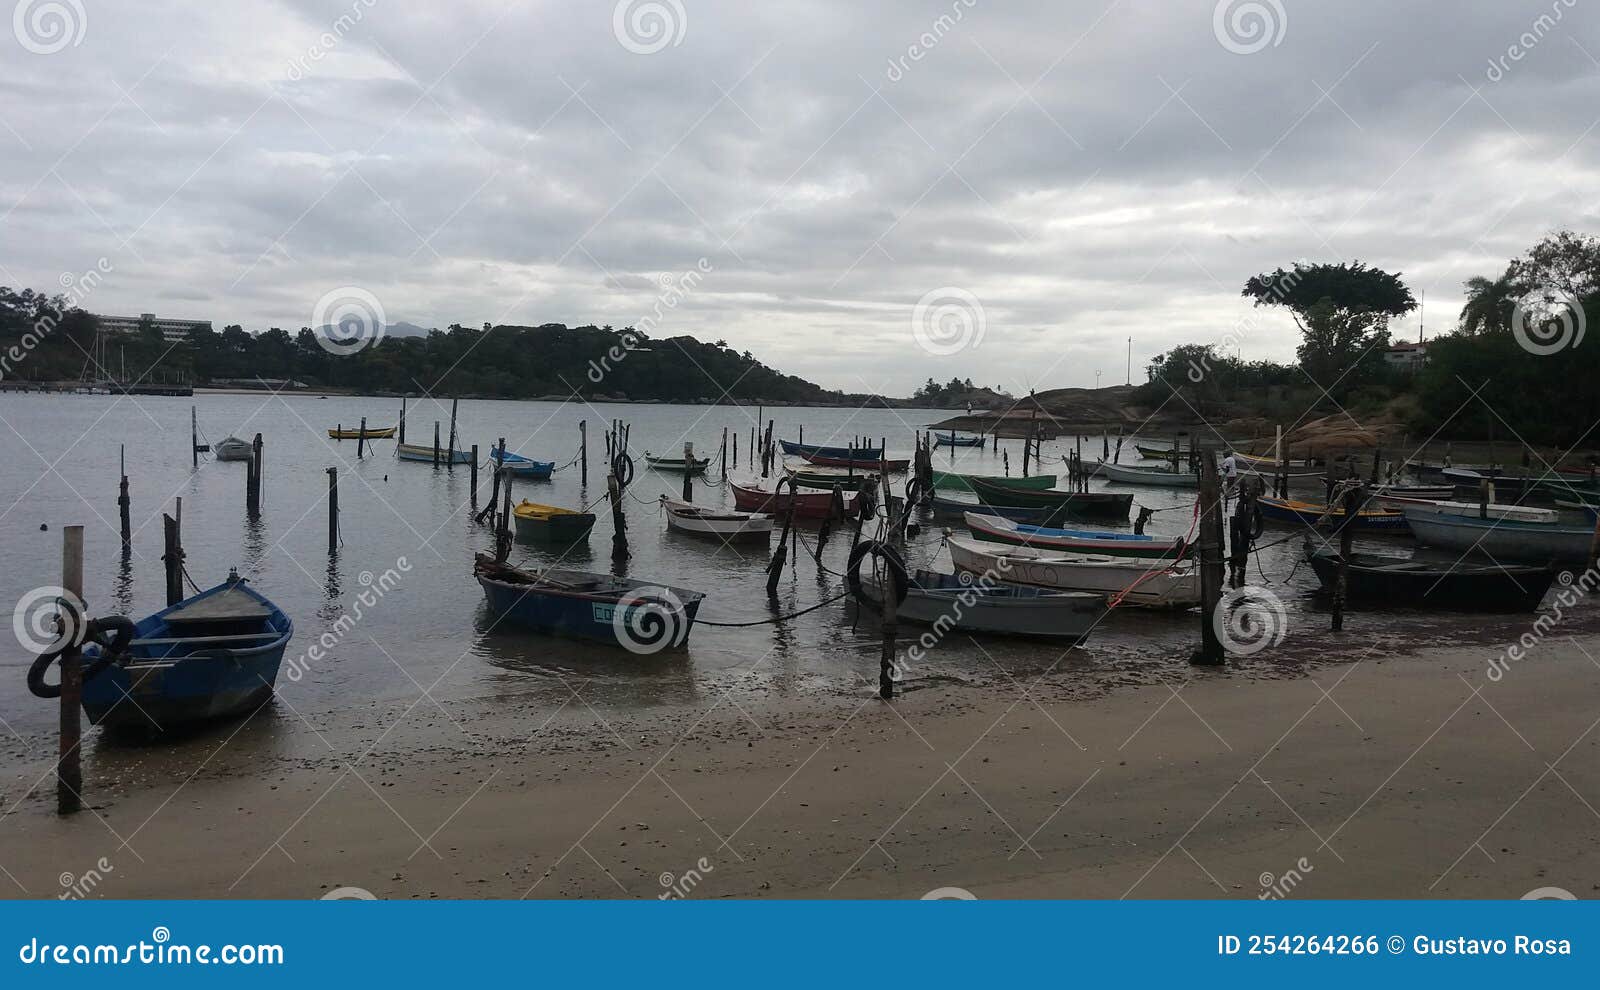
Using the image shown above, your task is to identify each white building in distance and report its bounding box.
[94,312,212,344]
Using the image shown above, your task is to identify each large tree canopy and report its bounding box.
[1242,260,1416,393]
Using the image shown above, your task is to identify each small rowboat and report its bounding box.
[731,480,859,519]
[1257,496,1408,531]
[491,449,555,479]
[1134,443,1177,459]
[856,568,1104,642]
[660,497,772,541]
[474,554,703,653]
[1304,544,1556,612]
[964,512,1185,559]
[966,477,1132,520]
[784,467,877,491]
[644,452,710,474]
[1440,466,1541,497]
[1370,483,1457,500]
[214,436,253,461]
[932,432,986,448]
[396,441,473,465]
[1380,496,1557,525]
[1093,459,1197,487]
[930,471,1058,493]
[780,439,909,471]
[928,494,1056,523]
[80,572,292,730]
[947,537,1200,608]
[328,425,397,440]
[1404,513,1596,565]
[512,500,596,543]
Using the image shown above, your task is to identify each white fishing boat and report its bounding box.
[1092,459,1198,488]
[214,436,253,461]
[1390,498,1557,525]
[660,497,773,541]
[947,536,1200,608]
[1403,513,1594,565]
[857,568,1104,642]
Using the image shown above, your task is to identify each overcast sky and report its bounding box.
[2,1,1597,394]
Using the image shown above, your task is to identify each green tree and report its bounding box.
[1242,261,1415,393]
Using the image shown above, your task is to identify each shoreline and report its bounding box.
[4,636,1596,900]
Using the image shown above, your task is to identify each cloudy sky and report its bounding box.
[2,1,1597,394]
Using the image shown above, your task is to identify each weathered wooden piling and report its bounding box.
[433,422,441,467]
[580,420,588,486]
[399,396,407,444]
[446,398,459,471]
[58,524,84,815]
[477,438,506,525]
[609,470,629,560]
[190,405,203,466]
[357,416,368,458]
[470,444,479,508]
[496,469,515,561]
[162,504,184,606]
[1191,449,1225,665]
[327,467,339,554]
[682,442,694,502]
[1332,484,1363,632]
[720,427,728,478]
[878,462,900,700]
[117,445,130,551]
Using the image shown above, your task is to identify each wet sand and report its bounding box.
[5,634,1598,900]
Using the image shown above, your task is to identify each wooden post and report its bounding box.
[118,445,130,551]
[1332,485,1362,632]
[767,481,795,599]
[609,470,629,560]
[433,421,441,467]
[682,442,694,502]
[357,416,367,459]
[399,396,407,444]
[732,429,739,469]
[248,434,263,514]
[191,405,199,466]
[495,469,515,561]
[477,438,505,525]
[580,420,588,486]
[446,398,459,471]
[58,525,83,815]
[720,427,728,479]
[470,444,480,508]
[1192,450,1225,665]
[878,463,900,700]
[327,467,339,554]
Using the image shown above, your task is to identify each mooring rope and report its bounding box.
[695,588,854,627]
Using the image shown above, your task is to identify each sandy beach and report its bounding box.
[5,632,1598,901]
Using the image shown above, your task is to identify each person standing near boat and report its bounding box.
[1220,451,1239,495]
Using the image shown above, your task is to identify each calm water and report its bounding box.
[0,391,1477,772]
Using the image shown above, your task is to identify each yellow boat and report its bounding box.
[329,425,397,439]
[512,500,596,543]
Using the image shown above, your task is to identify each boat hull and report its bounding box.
[966,478,1132,520]
[858,570,1103,641]
[476,561,704,651]
[1305,547,1555,612]
[491,452,555,479]
[731,482,858,519]
[513,507,596,543]
[932,434,986,448]
[1258,496,1408,531]
[396,442,473,465]
[964,512,1184,559]
[947,537,1199,608]
[1403,512,1595,565]
[930,471,1058,492]
[1094,459,1197,487]
[328,426,397,439]
[661,498,773,540]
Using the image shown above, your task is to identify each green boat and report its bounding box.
[966,477,1133,520]
[512,500,596,543]
[930,471,1059,493]
[785,467,877,491]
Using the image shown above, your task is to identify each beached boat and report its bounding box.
[1257,496,1408,531]
[963,512,1185,559]
[1403,512,1596,565]
[731,480,860,519]
[1370,483,1457,500]
[512,500,596,543]
[1440,466,1541,498]
[784,467,877,491]
[1303,544,1556,612]
[930,470,1058,493]
[947,537,1199,608]
[966,477,1132,520]
[856,568,1104,641]
[1385,497,1557,525]
[780,439,908,471]
[644,452,710,474]
[474,554,704,652]
[328,425,397,440]
[932,432,986,448]
[214,436,253,461]
[928,494,1055,523]
[1093,459,1197,487]
[395,441,473,465]
[78,572,293,730]
[660,497,773,541]
[490,449,555,479]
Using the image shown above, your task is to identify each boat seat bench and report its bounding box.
[130,632,281,646]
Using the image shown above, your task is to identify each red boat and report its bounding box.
[731,481,861,519]
[801,451,910,471]
[779,439,909,472]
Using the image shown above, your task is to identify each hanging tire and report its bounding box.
[612,452,635,487]
[27,616,135,699]
[847,540,909,608]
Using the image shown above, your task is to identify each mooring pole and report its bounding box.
[399,396,407,444]
[327,467,339,554]
[580,420,588,486]
[878,463,900,700]
[1192,449,1225,665]
[357,416,367,459]
[58,525,84,815]
[470,444,479,508]
[433,422,441,467]
[720,426,728,479]
[118,444,130,551]
[1332,484,1362,632]
[191,405,199,466]
[446,398,459,471]
[163,505,184,606]
[609,470,629,560]
[682,442,694,502]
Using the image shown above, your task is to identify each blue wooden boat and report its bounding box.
[933,432,985,448]
[491,448,555,479]
[80,572,293,730]
[929,493,1054,523]
[474,554,705,653]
